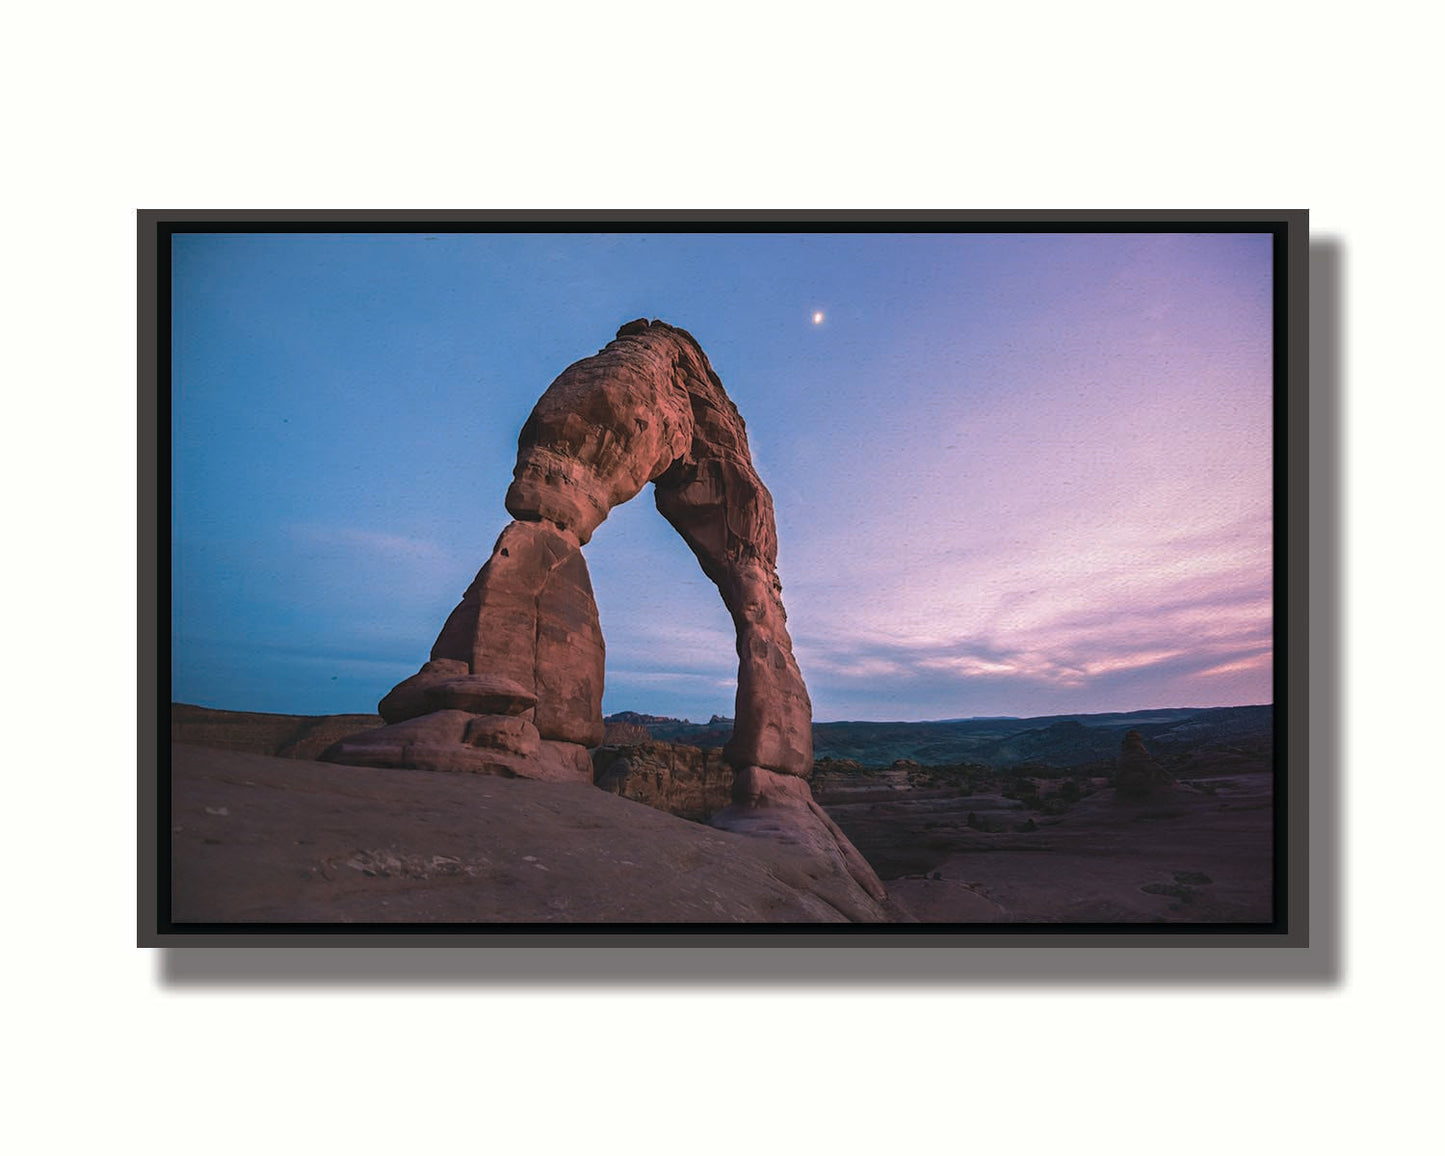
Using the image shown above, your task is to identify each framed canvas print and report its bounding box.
[140,211,1307,945]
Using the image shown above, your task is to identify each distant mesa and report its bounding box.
[321,319,884,909]
[601,718,652,746]
[607,710,688,727]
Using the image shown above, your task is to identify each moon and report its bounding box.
[812,310,825,325]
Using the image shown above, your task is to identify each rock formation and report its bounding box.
[1115,729,1175,801]
[322,319,883,903]
[171,703,384,762]
[593,741,734,822]
[175,745,891,923]
[601,719,653,746]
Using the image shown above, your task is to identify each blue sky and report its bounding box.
[171,229,1274,722]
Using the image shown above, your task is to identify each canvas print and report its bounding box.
[159,221,1287,931]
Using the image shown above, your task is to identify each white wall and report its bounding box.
[7,3,1435,1152]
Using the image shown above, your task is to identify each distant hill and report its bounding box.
[173,700,1271,775]
[602,704,1273,772]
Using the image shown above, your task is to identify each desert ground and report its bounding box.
[812,765,1272,922]
[167,704,1274,925]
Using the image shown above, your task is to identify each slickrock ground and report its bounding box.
[169,707,1273,925]
[171,703,384,761]
[170,744,894,923]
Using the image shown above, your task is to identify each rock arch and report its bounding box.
[322,320,884,904]
[326,319,811,783]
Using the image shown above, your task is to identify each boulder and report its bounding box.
[464,714,540,756]
[423,674,537,716]
[377,659,471,725]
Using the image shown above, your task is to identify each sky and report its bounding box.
[171,229,1274,723]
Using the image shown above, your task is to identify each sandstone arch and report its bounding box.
[323,319,884,903]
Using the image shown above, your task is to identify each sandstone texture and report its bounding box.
[327,319,810,782]
[709,765,888,903]
[172,703,384,761]
[324,709,592,783]
[172,745,891,923]
[601,719,653,745]
[318,319,877,912]
[592,741,734,822]
[346,517,606,774]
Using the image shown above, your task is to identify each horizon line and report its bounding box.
[171,699,1273,726]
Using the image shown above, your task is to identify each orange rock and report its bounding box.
[319,319,883,911]
[333,321,810,781]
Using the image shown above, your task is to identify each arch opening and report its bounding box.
[584,494,737,727]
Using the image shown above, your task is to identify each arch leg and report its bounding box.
[322,519,602,781]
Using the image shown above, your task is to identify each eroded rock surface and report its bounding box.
[710,766,888,903]
[593,741,734,822]
[172,703,384,762]
[174,745,890,923]
[321,319,876,908]
[326,320,812,782]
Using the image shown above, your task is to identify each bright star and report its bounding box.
[812,311,825,325]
